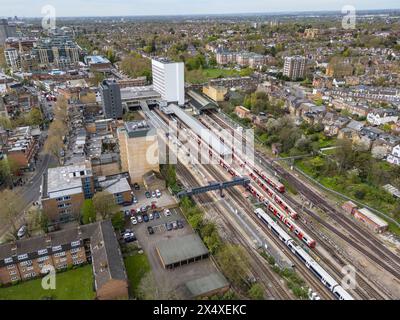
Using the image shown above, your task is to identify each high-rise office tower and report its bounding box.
[151,57,185,106]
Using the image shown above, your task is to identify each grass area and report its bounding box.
[186,68,240,84]
[0,265,95,300]
[296,158,400,235]
[124,253,151,297]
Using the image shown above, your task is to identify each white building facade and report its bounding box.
[152,58,185,106]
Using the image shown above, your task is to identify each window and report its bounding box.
[6,264,15,270]
[57,264,67,270]
[17,254,28,261]
[73,260,83,265]
[37,256,49,263]
[52,245,62,252]
[38,249,48,255]
[20,260,32,267]
[59,257,67,263]
[11,276,18,282]
[71,240,80,247]
[70,248,80,254]
[9,270,16,275]
[4,257,13,264]
[54,252,66,258]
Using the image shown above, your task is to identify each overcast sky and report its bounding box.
[1,0,399,17]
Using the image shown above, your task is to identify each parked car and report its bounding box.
[143,214,149,222]
[140,205,148,213]
[137,215,143,223]
[130,217,138,225]
[149,213,154,220]
[164,209,171,217]
[165,223,173,231]
[17,225,27,238]
[147,226,154,235]
[130,208,136,215]
[151,191,156,198]
[151,202,157,210]
[155,189,161,198]
[132,196,138,204]
[154,211,160,219]
[177,220,184,229]
[145,191,151,198]
[124,210,131,217]
[172,221,178,230]
[123,231,136,243]
[133,183,140,190]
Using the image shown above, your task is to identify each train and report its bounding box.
[248,183,316,248]
[254,208,354,300]
[179,118,316,248]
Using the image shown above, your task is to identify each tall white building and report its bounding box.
[4,48,20,70]
[151,58,185,105]
[283,56,306,80]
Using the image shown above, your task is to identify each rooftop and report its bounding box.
[184,272,229,298]
[45,162,92,199]
[156,234,209,267]
[120,85,161,101]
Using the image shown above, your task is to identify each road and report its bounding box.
[0,151,57,240]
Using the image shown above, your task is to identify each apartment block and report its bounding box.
[41,161,95,223]
[117,120,159,183]
[283,56,306,80]
[0,221,128,300]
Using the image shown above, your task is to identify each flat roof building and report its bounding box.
[155,234,209,269]
[152,57,185,106]
[184,272,229,298]
[117,120,159,183]
[100,80,123,119]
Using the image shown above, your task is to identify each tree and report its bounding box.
[120,52,152,81]
[27,108,44,126]
[93,191,118,220]
[0,190,21,238]
[0,116,12,129]
[247,283,265,300]
[44,134,64,163]
[215,244,250,288]
[81,199,96,225]
[334,138,355,172]
[111,211,125,231]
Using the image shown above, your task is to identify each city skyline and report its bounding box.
[1,0,400,17]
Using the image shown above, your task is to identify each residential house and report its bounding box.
[235,106,252,119]
[367,108,399,126]
[371,134,400,159]
[387,144,400,166]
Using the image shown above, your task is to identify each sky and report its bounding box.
[1,0,399,17]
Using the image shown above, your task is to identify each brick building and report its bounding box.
[0,221,128,300]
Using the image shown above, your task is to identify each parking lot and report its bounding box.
[122,185,177,215]
[125,207,221,299]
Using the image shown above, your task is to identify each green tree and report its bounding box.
[81,199,96,224]
[247,283,265,300]
[111,211,125,231]
[93,191,118,220]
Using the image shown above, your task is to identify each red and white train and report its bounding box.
[178,117,316,248]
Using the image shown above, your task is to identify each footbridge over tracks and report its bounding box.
[177,176,250,198]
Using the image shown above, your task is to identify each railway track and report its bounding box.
[176,163,292,300]
[207,110,400,281]
[205,110,399,298]
[203,164,335,300]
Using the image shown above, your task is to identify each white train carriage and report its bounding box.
[332,285,354,300]
[254,208,354,300]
